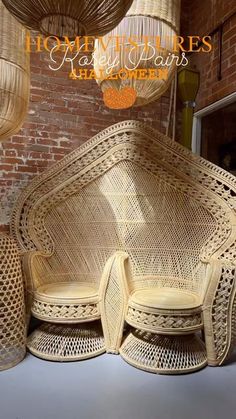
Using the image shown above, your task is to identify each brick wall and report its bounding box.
[0,45,171,232]
[181,0,236,111]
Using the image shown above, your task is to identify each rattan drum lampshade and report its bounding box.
[0,1,30,142]
[2,0,134,39]
[94,0,181,107]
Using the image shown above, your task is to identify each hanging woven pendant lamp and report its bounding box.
[0,1,30,142]
[94,0,181,107]
[2,0,134,39]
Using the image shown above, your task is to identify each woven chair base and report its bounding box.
[120,330,207,374]
[27,322,105,361]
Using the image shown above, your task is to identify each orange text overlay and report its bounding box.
[69,68,169,80]
[25,35,212,54]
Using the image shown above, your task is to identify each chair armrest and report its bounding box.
[22,250,50,327]
[202,258,236,366]
[22,250,48,292]
[99,251,130,354]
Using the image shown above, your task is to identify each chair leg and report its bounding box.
[99,252,130,354]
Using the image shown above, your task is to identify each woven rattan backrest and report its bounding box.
[11,121,236,295]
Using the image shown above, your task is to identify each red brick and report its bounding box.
[0,164,13,171]
[17,166,38,173]
[4,150,17,157]
[6,155,24,162]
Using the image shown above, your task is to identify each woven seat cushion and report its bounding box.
[129,288,201,311]
[34,282,99,304]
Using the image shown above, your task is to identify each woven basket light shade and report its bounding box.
[0,1,30,142]
[94,0,181,107]
[2,0,134,39]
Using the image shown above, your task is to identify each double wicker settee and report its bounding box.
[11,121,236,373]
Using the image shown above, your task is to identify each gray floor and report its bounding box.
[0,352,236,419]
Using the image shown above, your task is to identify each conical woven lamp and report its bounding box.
[0,1,30,142]
[2,0,134,39]
[94,0,181,107]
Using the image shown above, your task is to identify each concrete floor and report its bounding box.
[0,352,236,419]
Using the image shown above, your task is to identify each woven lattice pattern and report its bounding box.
[27,323,105,361]
[120,331,207,374]
[31,299,100,323]
[0,234,26,371]
[0,1,30,142]
[12,122,233,260]
[11,121,236,366]
[94,0,180,106]
[200,259,236,367]
[21,161,217,297]
[228,292,236,362]
[126,307,203,334]
[2,0,133,39]
[99,252,129,353]
[211,266,236,361]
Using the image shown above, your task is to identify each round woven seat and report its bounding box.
[130,288,201,310]
[32,282,100,323]
[126,288,203,334]
[35,282,99,304]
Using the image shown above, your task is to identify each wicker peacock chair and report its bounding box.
[11,121,236,372]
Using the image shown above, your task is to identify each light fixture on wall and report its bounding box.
[178,68,200,149]
[0,1,30,142]
[2,0,134,39]
[94,0,181,108]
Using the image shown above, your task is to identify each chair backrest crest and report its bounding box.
[11,121,236,293]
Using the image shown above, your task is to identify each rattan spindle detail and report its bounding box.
[2,0,134,39]
[0,1,30,142]
[94,0,181,107]
[0,234,26,371]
